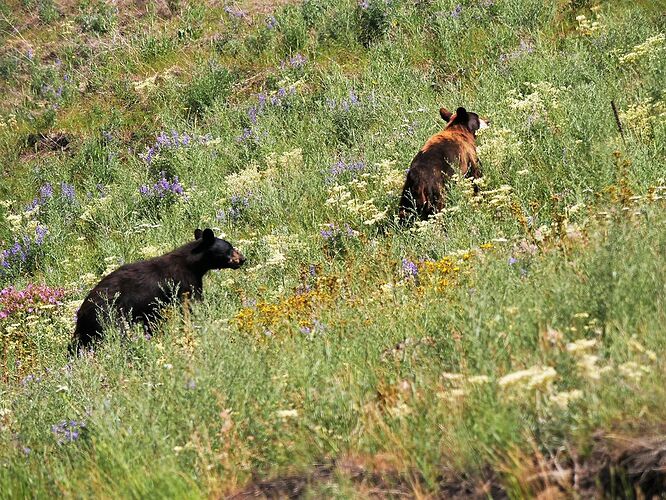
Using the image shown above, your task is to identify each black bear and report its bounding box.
[398,107,488,222]
[70,228,245,354]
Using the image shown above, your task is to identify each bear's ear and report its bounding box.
[192,228,215,253]
[202,228,215,244]
[440,107,453,122]
[455,107,469,122]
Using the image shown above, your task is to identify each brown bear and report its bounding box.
[69,228,245,354]
[398,106,488,222]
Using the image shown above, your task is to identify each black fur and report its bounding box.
[69,228,245,354]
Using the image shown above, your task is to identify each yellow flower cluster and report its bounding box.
[235,275,339,338]
[619,32,665,64]
[619,98,666,141]
[0,114,18,131]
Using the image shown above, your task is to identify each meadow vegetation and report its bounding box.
[0,0,665,496]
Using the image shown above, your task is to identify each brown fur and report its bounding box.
[399,107,484,222]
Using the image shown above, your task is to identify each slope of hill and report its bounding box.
[1,0,665,496]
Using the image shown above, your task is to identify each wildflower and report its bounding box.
[281,53,307,69]
[60,182,75,202]
[0,225,49,276]
[329,159,366,178]
[139,172,186,200]
[619,33,665,64]
[468,375,491,385]
[140,246,162,259]
[217,193,252,224]
[266,251,286,266]
[327,90,362,112]
[550,389,583,409]
[566,338,597,354]
[576,354,606,380]
[266,15,277,29]
[619,361,650,381]
[276,409,298,419]
[140,130,203,164]
[51,420,85,444]
[498,365,557,391]
[508,256,518,265]
[401,258,418,280]
[450,4,462,18]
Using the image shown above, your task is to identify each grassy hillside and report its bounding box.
[1,0,665,496]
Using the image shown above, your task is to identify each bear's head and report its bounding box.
[439,107,489,134]
[192,228,246,270]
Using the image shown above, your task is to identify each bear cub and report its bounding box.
[70,228,245,354]
[398,106,488,222]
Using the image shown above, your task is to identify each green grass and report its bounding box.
[1,0,665,496]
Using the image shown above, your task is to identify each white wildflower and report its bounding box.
[499,365,557,391]
[566,338,597,354]
[550,389,583,409]
[618,361,650,381]
[276,409,298,419]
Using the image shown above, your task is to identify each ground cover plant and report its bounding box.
[1,0,665,497]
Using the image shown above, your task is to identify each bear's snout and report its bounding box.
[229,249,246,268]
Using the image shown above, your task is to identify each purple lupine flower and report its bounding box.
[320,224,335,240]
[60,182,75,202]
[451,4,462,18]
[281,53,307,69]
[51,419,85,444]
[499,38,535,63]
[328,90,362,112]
[217,192,252,223]
[401,258,418,279]
[236,127,265,144]
[34,225,48,244]
[236,127,253,142]
[40,183,54,199]
[330,159,366,177]
[508,256,518,265]
[139,172,187,200]
[140,130,201,164]
[248,106,259,124]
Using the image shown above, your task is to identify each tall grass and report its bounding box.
[1,0,665,496]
